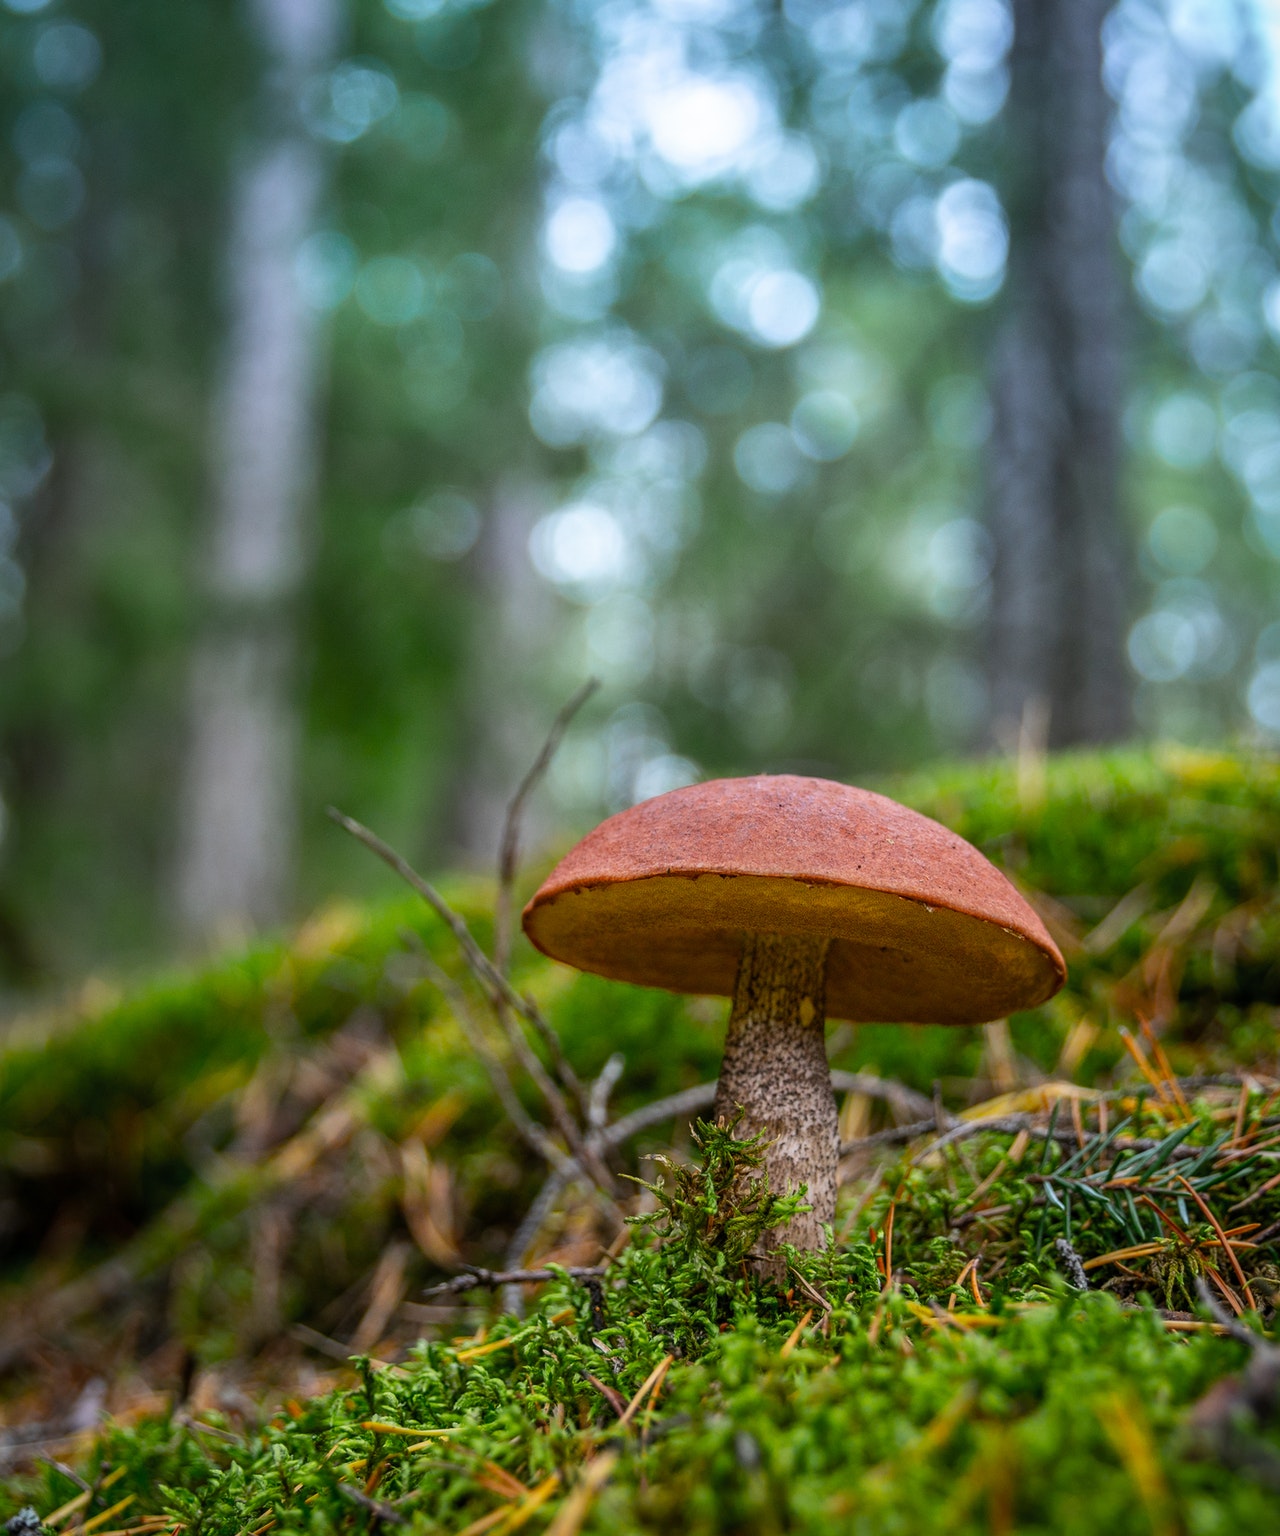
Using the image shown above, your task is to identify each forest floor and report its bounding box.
[3,746,1280,1531]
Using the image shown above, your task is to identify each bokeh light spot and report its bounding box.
[544,198,616,275]
[355,256,428,326]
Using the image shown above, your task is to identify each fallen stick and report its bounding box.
[423,1265,607,1299]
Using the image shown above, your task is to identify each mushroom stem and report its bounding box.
[714,931,836,1276]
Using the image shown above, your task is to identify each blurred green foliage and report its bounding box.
[0,0,1277,975]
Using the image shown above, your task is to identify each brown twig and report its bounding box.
[37,1458,92,1494]
[585,1373,627,1419]
[616,1354,674,1428]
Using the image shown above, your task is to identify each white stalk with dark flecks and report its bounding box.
[713,931,836,1276]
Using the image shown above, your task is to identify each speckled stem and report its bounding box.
[714,931,836,1277]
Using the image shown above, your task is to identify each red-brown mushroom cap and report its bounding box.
[522,774,1065,1025]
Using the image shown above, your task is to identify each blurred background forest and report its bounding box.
[0,0,1278,986]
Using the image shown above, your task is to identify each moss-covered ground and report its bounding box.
[3,746,1280,1530]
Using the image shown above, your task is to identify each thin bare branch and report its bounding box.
[336,1483,408,1525]
[1194,1278,1275,1352]
[504,1170,571,1271]
[598,1070,929,1151]
[424,1265,607,1298]
[328,806,518,1011]
[830,1070,936,1120]
[409,939,576,1178]
[495,677,599,974]
[36,1457,91,1495]
[840,1117,938,1156]
[841,1112,1222,1163]
[327,807,614,1196]
[601,1084,718,1145]
[501,1052,626,1314]
[519,1000,590,1124]
[589,1052,626,1131]
[407,943,624,1237]
[494,682,599,1118]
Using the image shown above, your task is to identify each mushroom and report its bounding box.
[523,774,1065,1272]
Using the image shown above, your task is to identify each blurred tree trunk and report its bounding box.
[448,474,557,869]
[986,0,1132,749]
[176,0,338,941]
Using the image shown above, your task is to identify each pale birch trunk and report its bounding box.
[176,0,338,941]
[449,475,557,868]
[986,0,1132,749]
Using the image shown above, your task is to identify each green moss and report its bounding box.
[2,1120,1277,1531]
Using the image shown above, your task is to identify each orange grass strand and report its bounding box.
[616,1354,674,1427]
[1118,1028,1170,1105]
[1138,1015,1191,1120]
[1177,1174,1257,1311]
[1232,1082,1249,1145]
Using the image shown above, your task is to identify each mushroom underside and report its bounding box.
[524,873,1061,1025]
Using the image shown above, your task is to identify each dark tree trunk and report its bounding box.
[986,0,1131,749]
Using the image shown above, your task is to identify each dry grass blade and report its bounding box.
[1082,1242,1167,1272]
[882,1200,896,1284]
[1138,1015,1191,1121]
[80,1495,137,1534]
[616,1353,674,1427]
[453,1475,562,1536]
[1230,1166,1280,1211]
[1118,1028,1172,1107]
[46,1492,92,1528]
[1083,883,1152,955]
[780,1310,814,1358]
[543,1451,619,1536]
[351,1241,412,1354]
[1205,1266,1245,1316]
[1177,1174,1257,1311]
[1096,1393,1177,1536]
